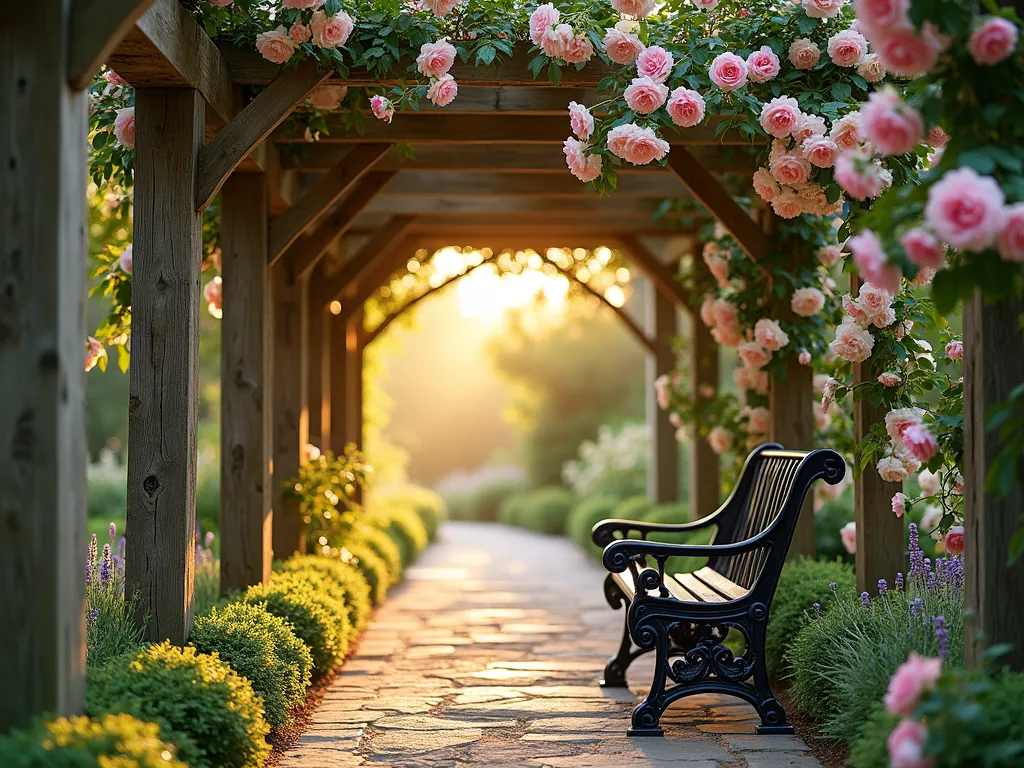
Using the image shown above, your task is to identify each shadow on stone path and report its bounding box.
[278,522,820,768]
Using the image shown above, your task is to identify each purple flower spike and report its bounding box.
[910,597,923,618]
[829,581,837,592]
[908,524,924,580]
[100,543,113,591]
[878,579,888,595]
[109,522,117,541]
[813,602,821,615]
[934,616,948,658]
[87,607,99,625]
[860,591,871,606]
[895,572,904,590]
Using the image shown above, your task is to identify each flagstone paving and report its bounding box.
[278,522,821,768]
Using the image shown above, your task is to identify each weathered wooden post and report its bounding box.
[344,310,366,450]
[963,290,1024,669]
[1,0,88,727]
[270,262,306,558]
[219,173,272,592]
[306,295,325,450]
[645,280,680,503]
[329,307,347,453]
[851,274,903,594]
[126,88,204,644]
[690,312,721,516]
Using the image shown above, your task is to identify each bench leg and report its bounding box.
[601,608,634,688]
[627,616,669,737]
[749,621,794,735]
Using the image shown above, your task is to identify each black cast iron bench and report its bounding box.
[592,443,844,736]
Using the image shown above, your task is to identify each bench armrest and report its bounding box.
[601,534,769,576]
[591,511,720,548]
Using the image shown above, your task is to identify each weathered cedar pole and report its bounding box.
[0,0,88,728]
[126,88,204,644]
[764,212,815,556]
[964,290,1024,669]
[306,298,325,449]
[690,311,721,516]
[344,310,366,450]
[219,174,272,592]
[329,309,348,452]
[851,273,903,594]
[645,280,680,503]
[270,262,306,558]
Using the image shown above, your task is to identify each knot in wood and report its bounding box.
[143,474,161,496]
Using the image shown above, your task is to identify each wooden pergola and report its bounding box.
[3,0,1022,734]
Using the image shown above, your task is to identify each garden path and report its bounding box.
[277,522,821,768]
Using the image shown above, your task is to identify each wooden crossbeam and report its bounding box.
[347,214,704,237]
[281,144,759,175]
[222,43,616,87]
[411,86,602,114]
[196,60,330,211]
[318,218,419,309]
[67,0,156,89]
[665,148,770,262]
[617,235,692,310]
[364,195,659,217]
[107,0,238,123]
[276,114,752,146]
[367,171,688,199]
[268,144,391,262]
[275,171,396,276]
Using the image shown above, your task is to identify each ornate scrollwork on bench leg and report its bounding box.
[601,575,653,687]
[627,607,670,737]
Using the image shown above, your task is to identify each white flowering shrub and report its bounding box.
[562,423,648,500]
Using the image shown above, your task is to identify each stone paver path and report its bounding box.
[279,522,821,768]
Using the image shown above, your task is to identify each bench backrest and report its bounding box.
[707,446,815,590]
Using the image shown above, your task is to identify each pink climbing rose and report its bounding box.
[924,167,1006,252]
[892,492,906,518]
[887,719,932,768]
[818,244,843,266]
[827,29,868,67]
[900,228,943,269]
[802,136,840,169]
[853,0,910,36]
[563,138,602,183]
[610,0,657,17]
[798,349,811,365]
[788,38,820,69]
[561,35,595,65]
[529,4,560,46]
[113,107,135,148]
[307,86,347,111]
[873,26,939,77]
[289,23,311,44]
[803,0,843,18]
[830,112,862,150]
[945,340,963,360]
[282,0,323,7]
[568,102,594,141]
[370,95,395,123]
[861,87,924,156]
[831,318,874,363]
[877,455,910,483]
[968,17,1019,66]
[849,229,902,294]
[885,652,942,715]
[746,46,781,82]
[759,96,802,139]
[835,150,884,201]
[944,526,965,555]
[427,74,458,107]
[416,38,457,78]
[769,150,811,188]
[310,10,354,49]
[636,46,674,83]
[878,372,901,387]
[424,0,460,15]
[666,87,706,128]
[606,124,670,166]
[738,341,772,370]
[903,424,938,463]
[998,203,1024,262]
[624,76,669,115]
[791,287,826,317]
[707,426,732,455]
[752,168,780,203]
[840,522,856,554]
[709,52,748,92]
[754,318,789,351]
[602,27,644,64]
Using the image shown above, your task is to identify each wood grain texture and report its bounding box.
[666,148,771,262]
[690,306,721,518]
[223,43,616,87]
[276,114,749,146]
[769,356,815,558]
[282,144,759,174]
[963,289,1024,669]
[270,262,306,559]
[276,172,396,275]
[107,0,238,123]
[375,171,690,199]
[67,0,156,89]
[196,60,330,211]
[0,0,88,728]
[363,196,660,217]
[219,174,272,593]
[646,283,680,503]
[316,217,419,309]
[851,274,903,595]
[346,217,702,238]
[618,236,693,309]
[269,144,390,262]
[126,88,204,644]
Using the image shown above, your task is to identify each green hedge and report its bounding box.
[86,642,270,768]
[375,486,446,541]
[498,486,575,535]
[277,556,373,633]
[355,525,404,582]
[343,540,392,604]
[368,505,429,567]
[190,602,312,729]
[566,495,620,557]
[0,713,188,768]
[445,477,526,522]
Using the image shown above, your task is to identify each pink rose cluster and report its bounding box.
[841,281,895,331]
[702,242,730,288]
[699,296,743,348]
[654,373,672,410]
[256,7,353,64]
[610,0,658,17]
[871,407,934,482]
[707,426,732,455]
[737,319,790,373]
[607,124,670,166]
[852,0,947,77]
[924,167,1022,262]
[883,653,943,768]
[740,405,771,444]
[563,102,602,182]
[530,4,593,65]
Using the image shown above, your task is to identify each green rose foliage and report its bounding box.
[190,601,313,728]
[86,642,271,768]
[0,713,187,768]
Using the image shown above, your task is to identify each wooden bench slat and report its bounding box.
[612,571,636,601]
[662,575,699,603]
[693,567,748,600]
[675,572,727,602]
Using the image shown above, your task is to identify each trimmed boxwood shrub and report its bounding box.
[0,713,188,768]
[343,541,391,604]
[86,642,270,768]
[355,526,403,582]
[499,487,575,535]
[446,477,525,522]
[376,486,446,541]
[368,506,429,567]
[766,557,855,680]
[190,602,312,728]
[277,556,373,632]
[613,495,653,523]
[243,581,349,674]
[639,503,713,576]
[566,495,620,557]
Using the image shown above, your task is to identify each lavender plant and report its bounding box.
[85,523,143,668]
[786,524,964,745]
